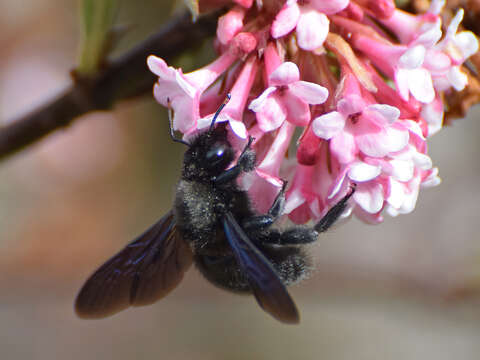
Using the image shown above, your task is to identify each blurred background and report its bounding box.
[1,1,480,359]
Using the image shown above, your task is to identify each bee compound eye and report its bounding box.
[206,144,227,164]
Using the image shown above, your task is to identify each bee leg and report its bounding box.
[213,136,256,185]
[314,184,356,233]
[242,181,287,231]
[256,184,357,246]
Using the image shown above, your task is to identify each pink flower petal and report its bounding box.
[271,1,300,38]
[233,0,253,7]
[296,9,329,51]
[330,131,356,164]
[288,203,312,224]
[247,175,282,214]
[328,168,348,199]
[257,121,295,177]
[153,83,198,133]
[312,111,346,140]
[353,206,384,224]
[147,55,171,78]
[147,56,197,102]
[395,68,410,101]
[288,81,329,105]
[284,188,306,214]
[310,0,349,14]
[356,124,409,157]
[217,6,246,45]
[337,95,365,116]
[248,86,277,112]
[269,62,300,86]
[253,94,287,132]
[282,91,311,126]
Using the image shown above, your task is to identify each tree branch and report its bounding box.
[0,10,219,161]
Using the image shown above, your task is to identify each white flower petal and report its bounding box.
[389,159,414,182]
[412,152,432,170]
[422,168,442,187]
[296,10,329,51]
[415,20,442,48]
[429,0,445,15]
[407,68,435,103]
[353,182,384,213]
[446,9,463,38]
[386,205,400,217]
[312,111,345,140]
[447,66,468,91]
[398,177,420,214]
[229,119,247,138]
[399,45,426,69]
[365,104,400,126]
[454,31,479,60]
[348,161,382,182]
[421,100,443,136]
[387,178,405,209]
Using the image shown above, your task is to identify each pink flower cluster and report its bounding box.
[147,0,478,224]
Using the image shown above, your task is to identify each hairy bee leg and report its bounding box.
[255,184,357,246]
[279,227,318,244]
[213,136,256,185]
[314,184,356,233]
[253,226,318,246]
[242,181,287,231]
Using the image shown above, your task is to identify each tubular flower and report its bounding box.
[148,0,478,224]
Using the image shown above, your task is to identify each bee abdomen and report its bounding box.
[194,246,311,293]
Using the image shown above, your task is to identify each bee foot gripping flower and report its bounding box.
[148,0,478,225]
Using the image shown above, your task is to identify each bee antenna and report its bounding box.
[167,98,190,147]
[209,93,231,132]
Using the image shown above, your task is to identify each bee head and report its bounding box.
[182,125,235,180]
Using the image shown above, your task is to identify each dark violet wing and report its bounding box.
[75,211,193,319]
[222,212,299,324]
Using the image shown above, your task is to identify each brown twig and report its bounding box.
[0,10,219,161]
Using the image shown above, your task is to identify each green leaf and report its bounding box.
[77,0,119,76]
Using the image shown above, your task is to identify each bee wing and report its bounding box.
[222,212,299,324]
[75,211,193,319]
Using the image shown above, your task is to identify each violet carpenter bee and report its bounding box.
[75,96,355,324]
